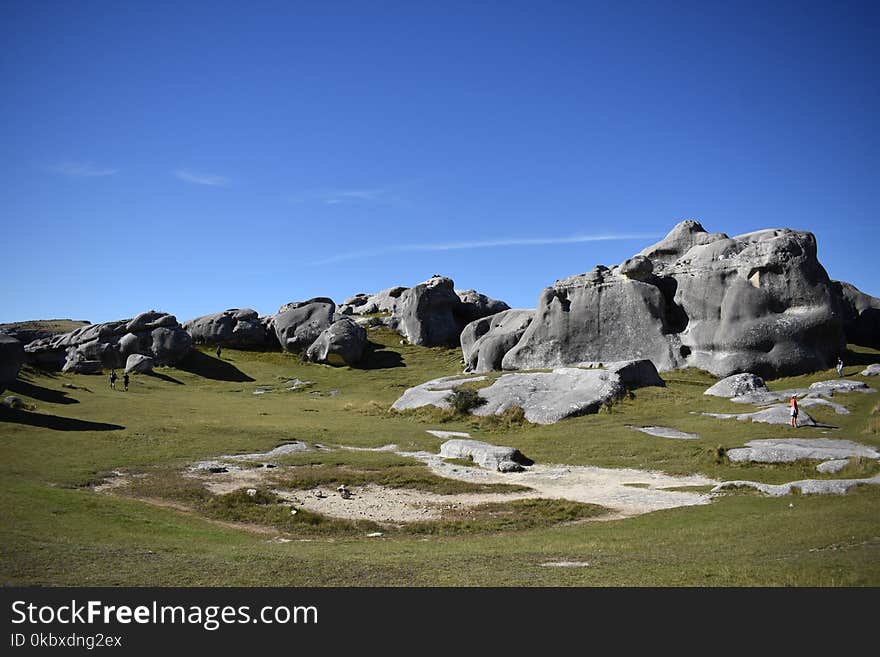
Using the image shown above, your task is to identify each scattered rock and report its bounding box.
[632,426,699,440]
[540,561,591,568]
[124,354,154,374]
[704,373,768,398]
[604,359,665,388]
[2,395,34,410]
[808,379,874,395]
[713,475,880,496]
[439,439,533,471]
[862,364,880,376]
[702,404,817,426]
[816,459,849,474]
[390,375,487,411]
[726,438,880,463]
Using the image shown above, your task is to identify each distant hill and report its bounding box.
[0,319,90,344]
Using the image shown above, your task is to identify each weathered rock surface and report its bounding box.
[0,334,25,393]
[439,439,533,472]
[862,364,880,376]
[338,286,407,316]
[0,319,89,345]
[632,426,699,440]
[387,276,464,347]
[305,318,367,366]
[816,459,849,474]
[808,379,874,395]
[704,373,768,398]
[124,354,154,374]
[184,308,275,348]
[500,222,847,378]
[702,404,817,426]
[273,298,336,352]
[24,311,192,372]
[726,438,879,463]
[472,368,626,425]
[461,309,534,373]
[455,289,510,325]
[713,475,880,497]
[604,359,665,388]
[831,280,880,350]
[390,375,487,411]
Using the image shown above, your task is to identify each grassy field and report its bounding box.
[1,328,879,586]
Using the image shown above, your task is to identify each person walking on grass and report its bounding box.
[789,395,799,428]
[216,344,222,359]
[109,369,117,390]
[123,372,129,392]
[837,356,844,377]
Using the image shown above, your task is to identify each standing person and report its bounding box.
[216,345,222,359]
[123,372,130,392]
[109,369,117,390]
[789,395,799,428]
[837,356,844,377]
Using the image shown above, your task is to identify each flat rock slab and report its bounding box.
[808,379,874,395]
[816,459,850,474]
[391,375,487,411]
[702,404,817,426]
[426,430,472,440]
[797,397,850,415]
[704,373,768,398]
[632,426,699,440]
[472,368,625,425]
[862,364,880,376]
[439,439,532,472]
[713,475,880,497]
[726,438,880,464]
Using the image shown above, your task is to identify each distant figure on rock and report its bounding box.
[109,369,117,390]
[123,372,129,392]
[216,345,222,359]
[837,356,844,377]
[789,395,799,428]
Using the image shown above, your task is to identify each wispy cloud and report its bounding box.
[289,188,386,205]
[174,169,228,186]
[311,233,663,265]
[50,162,117,177]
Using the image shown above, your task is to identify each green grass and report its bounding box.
[1,331,879,585]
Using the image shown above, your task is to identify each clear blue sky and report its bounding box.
[2,0,877,324]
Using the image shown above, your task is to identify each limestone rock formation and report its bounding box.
[461,309,534,373]
[338,287,407,316]
[439,439,533,472]
[305,317,367,366]
[24,311,192,372]
[184,309,275,348]
[704,373,769,398]
[726,438,879,464]
[273,298,336,352]
[500,222,846,378]
[862,364,880,376]
[391,375,487,411]
[454,289,510,325]
[831,281,880,350]
[387,276,463,347]
[604,359,665,388]
[0,334,25,393]
[125,354,154,374]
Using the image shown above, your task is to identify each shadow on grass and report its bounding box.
[6,379,79,405]
[0,407,124,431]
[356,341,405,370]
[174,350,255,382]
[843,347,880,368]
[145,371,184,385]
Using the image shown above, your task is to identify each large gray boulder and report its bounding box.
[704,373,769,398]
[455,289,510,325]
[305,318,367,366]
[831,281,880,350]
[472,368,626,425]
[124,354,154,374]
[604,359,665,388]
[24,311,192,372]
[439,439,532,472]
[862,364,880,376]
[501,222,846,378]
[0,334,25,393]
[273,298,336,352]
[461,309,534,373]
[338,286,407,316]
[184,308,274,348]
[391,375,487,411]
[388,276,463,347]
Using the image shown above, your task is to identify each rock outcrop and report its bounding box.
[124,354,154,374]
[305,317,367,366]
[831,281,880,350]
[24,311,192,372]
[338,287,407,316]
[704,373,769,398]
[499,222,847,378]
[387,276,463,347]
[726,438,879,464]
[0,334,25,393]
[184,309,276,349]
[273,298,336,353]
[454,289,510,325]
[439,439,533,472]
[862,364,880,376]
[461,309,534,373]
